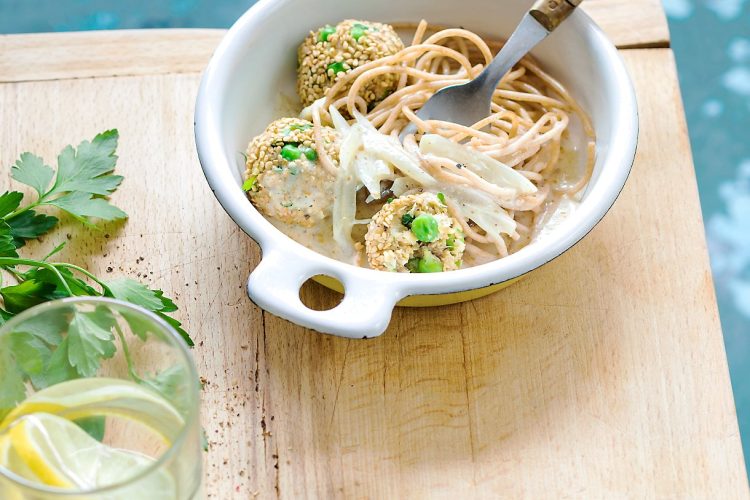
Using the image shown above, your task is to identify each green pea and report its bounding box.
[411,213,439,242]
[417,252,443,273]
[301,146,318,161]
[351,23,369,41]
[242,175,257,192]
[319,25,336,42]
[406,257,420,273]
[327,61,347,75]
[281,144,302,161]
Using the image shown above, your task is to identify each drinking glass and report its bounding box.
[0,297,202,499]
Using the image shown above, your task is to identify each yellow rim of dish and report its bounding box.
[311,275,522,307]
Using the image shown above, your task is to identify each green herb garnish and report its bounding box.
[401,213,415,228]
[437,192,446,205]
[405,257,420,273]
[242,176,257,191]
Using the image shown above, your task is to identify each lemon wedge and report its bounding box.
[0,413,176,498]
[0,378,183,442]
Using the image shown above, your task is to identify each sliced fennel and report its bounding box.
[442,185,518,239]
[390,177,422,197]
[353,155,392,199]
[354,112,436,186]
[419,134,537,194]
[328,105,351,134]
[332,125,361,258]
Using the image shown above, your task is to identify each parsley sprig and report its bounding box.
[0,131,193,420]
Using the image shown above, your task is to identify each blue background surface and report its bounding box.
[2,0,749,474]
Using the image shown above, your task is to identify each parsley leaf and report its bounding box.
[25,266,98,299]
[66,310,117,377]
[8,330,51,378]
[141,364,194,416]
[53,130,122,195]
[0,221,18,257]
[0,337,27,421]
[11,153,55,197]
[36,338,79,389]
[47,192,127,225]
[7,210,58,247]
[142,364,186,397]
[8,130,126,227]
[75,416,106,441]
[0,279,56,313]
[0,192,24,217]
[105,278,191,345]
[106,278,164,311]
[156,312,192,346]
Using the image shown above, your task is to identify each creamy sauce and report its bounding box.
[531,196,580,243]
[266,139,587,270]
[270,217,357,263]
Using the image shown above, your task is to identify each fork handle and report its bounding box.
[530,0,582,31]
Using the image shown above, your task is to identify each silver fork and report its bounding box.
[400,0,582,141]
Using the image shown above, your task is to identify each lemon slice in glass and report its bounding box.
[0,413,176,498]
[0,378,183,442]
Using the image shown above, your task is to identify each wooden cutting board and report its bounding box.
[1,0,747,497]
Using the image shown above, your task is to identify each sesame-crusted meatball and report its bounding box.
[244,118,339,227]
[297,20,405,108]
[365,193,466,273]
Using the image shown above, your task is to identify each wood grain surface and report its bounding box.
[0,12,746,500]
[0,0,669,84]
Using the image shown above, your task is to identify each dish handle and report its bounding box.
[246,248,404,338]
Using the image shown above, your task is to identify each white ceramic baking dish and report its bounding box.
[195,0,638,338]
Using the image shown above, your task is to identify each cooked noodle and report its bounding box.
[307,21,595,264]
